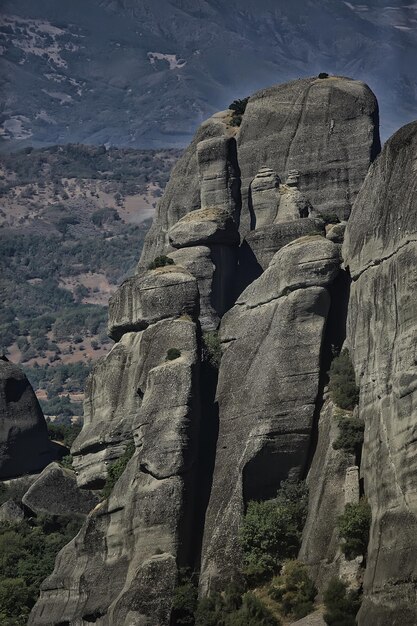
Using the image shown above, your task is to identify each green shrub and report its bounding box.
[0,515,82,621]
[171,569,198,625]
[167,348,181,361]
[333,415,364,456]
[328,349,359,410]
[229,98,249,115]
[240,480,308,585]
[202,331,222,369]
[318,72,329,79]
[337,498,371,560]
[269,560,316,619]
[148,255,174,270]
[323,578,361,626]
[101,440,135,499]
[195,589,280,626]
[228,97,249,127]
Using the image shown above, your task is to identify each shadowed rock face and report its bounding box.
[343,121,417,626]
[199,237,341,593]
[0,358,64,478]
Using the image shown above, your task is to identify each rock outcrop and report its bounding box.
[200,237,341,593]
[22,462,99,517]
[30,318,202,625]
[139,76,380,270]
[30,75,382,625]
[343,121,417,625]
[0,357,64,479]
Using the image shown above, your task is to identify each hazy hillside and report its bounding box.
[0,144,180,418]
[1,0,416,150]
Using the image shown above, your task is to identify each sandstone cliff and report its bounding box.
[30,75,382,625]
[343,121,417,625]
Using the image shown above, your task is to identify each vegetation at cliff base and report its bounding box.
[323,577,361,626]
[337,498,371,560]
[268,560,316,620]
[101,440,135,499]
[328,349,359,410]
[195,588,280,626]
[239,480,308,585]
[0,515,82,625]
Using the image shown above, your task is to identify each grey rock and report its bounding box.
[138,77,379,269]
[200,237,341,593]
[343,121,417,625]
[0,357,64,479]
[30,318,201,626]
[108,265,199,341]
[22,462,99,517]
[197,135,241,220]
[168,207,239,248]
[243,219,326,272]
[73,319,199,489]
[237,76,380,233]
[299,400,356,593]
[276,178,313,223]
[0,499,24,522]
[168,246,219,330]
[249,167,280,227]
[138,113,231,269]
[290,610,326,626]
[326,222,347,243]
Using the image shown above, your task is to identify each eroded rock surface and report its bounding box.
[108,266,199,341]
[344,121,417,625]
[22,462,99,517]
[200,237,341,593]
[0,358,64,479]
[30,319,202,625]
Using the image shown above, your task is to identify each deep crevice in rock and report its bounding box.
[303,268,351,478]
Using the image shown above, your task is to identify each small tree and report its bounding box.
[337,498,371,560]
[323,578,361,626]
[269,560,316,620]
[148,255,174,270]
[328,349,359,410]
[333,415,364,456]
[166,348,181,361]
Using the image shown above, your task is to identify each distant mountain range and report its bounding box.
[1,0,416,151]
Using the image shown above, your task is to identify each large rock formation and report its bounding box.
[343,121,417,625]
[139,76,380,270]
[199,236,341,593]
[0,357,64,479]
[30,75,382,625]
[30,318,202,625]
[22,462,99,517]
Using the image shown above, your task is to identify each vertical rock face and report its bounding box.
[139,76,380,269]
[250,167,280,227]
[343,121,417,625]
[238,76,380,233]
[200,237,341,594]
[30,319,202,626]
[0,358,64,478]
[299,400,358,592]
